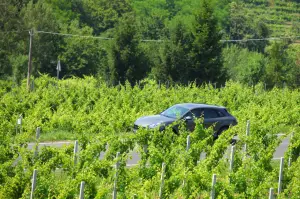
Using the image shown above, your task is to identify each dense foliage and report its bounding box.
[0,76,299,198]
[1,0,300,87]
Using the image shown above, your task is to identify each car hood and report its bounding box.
[134,114,176,127]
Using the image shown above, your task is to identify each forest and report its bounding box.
[0,0,300,87]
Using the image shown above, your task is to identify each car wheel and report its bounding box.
[214,126,229,139]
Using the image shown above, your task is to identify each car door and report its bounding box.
[203,108,221,131]
[184,108,203,131]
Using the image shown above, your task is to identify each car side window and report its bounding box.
[191,108,204,118]
[184,111,193,118]
[203,109,219,119]
[217,110,225,117]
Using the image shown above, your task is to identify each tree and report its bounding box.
[79,0,132,35]
[0,0,39,83]
[59,20,108,78]
[108,13,149,85]
[0,0,28,80]
[189,0,225,84]
[152,19,193,82]
[22,0,62,77]
[222,45,266,85]
[133,0,169,40]
[264,41,292,87]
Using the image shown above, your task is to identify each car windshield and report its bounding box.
[160,105,189,119]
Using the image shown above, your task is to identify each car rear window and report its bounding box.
[222,108,231,116]
[217,110,225,117]
[203,109,219,118]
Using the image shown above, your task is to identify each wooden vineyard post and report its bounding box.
[30,169,37,199]
[112,152,120,199]
[79,181,85,199]
[159,162,166,199]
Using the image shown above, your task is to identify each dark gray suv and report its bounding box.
[133,103,237,137]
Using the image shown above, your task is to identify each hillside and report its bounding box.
[243,0,300,38]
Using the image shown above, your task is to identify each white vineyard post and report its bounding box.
[197,151,206,165]
[243,120,250,160]
[210,174,217,199]
[183,135,190,186]
[278,157,284,194]
[186,135,190,151]
[30,169,37,199]
[143,144,148,154]
[19,115,22,133]
[269,188,274,199]
[34,127,41,157]
[79,181,85,199]
[74,140,79,165]
[264,83,267,91]
[132,194,137,199]
[36,127,41,140]
[112,152,120,199]
[229,145,235,172]
[288,157,292,168]
[16,115,22,134]
[56,60,61,80]
[288,132,294,168]
[30,79,34,91]
[159,162,166,199]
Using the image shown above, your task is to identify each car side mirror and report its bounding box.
[184,116,192,120]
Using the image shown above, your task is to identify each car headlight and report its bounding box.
[148,123,161,128]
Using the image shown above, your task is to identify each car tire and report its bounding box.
[214,126,229,139]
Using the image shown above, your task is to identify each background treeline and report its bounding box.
[0,0,299,87]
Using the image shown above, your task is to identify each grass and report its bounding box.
[30,129,78,142]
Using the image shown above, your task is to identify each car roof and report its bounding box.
[175,103,225,110]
